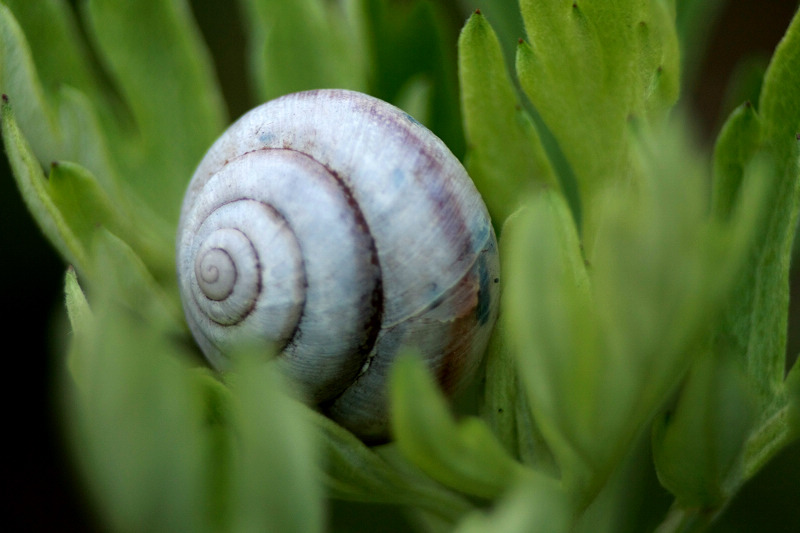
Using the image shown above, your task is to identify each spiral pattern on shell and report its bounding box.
[177,89,499,440]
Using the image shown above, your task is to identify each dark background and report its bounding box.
[3,1,799,531]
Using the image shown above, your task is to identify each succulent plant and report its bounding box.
[2,1,799,531]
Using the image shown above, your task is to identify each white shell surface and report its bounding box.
[177,89,500,439]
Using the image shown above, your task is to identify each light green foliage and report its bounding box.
[480,316,557,472]
[711,10,800,408]
[661,13,800,510]
[514,0,679,244]
[500,132,760,505]
[65,266,213,533]
[454,475,571,533]
[239,0,369,101]
[65,263,324,533]
[652,352,757,508]
[459,12,557,223]
[305,408,473,522]
[390,353,529,500]
[3,0,800,532]
[82,0,227,221]
[2,96,88,269]
[225,355,325,533]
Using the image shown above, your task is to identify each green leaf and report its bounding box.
[188,367,235,531]
[0,4,175,272]
[48,160,175,284]
[64,266,93,392]
[515,0,679,233]
[464,3,525,70]
[711,116,785,408]
[571,436,660,533]
[48,161,125,248]
[65,266,91,335]
[90,229,183,334]
[0,4,61,163]
[238,0,368,102]
[454,475,571,533]
[1,96,88,270]
[590,132,705,376]
[646,74,797,512]
[54,85,121,193]
[83,0,226,222]
[390,353,530,500]
[712,102,762,220]
[308,411,472,523]
[758,7,800,156]
[0,3,125,189]
[652,353,757,508]
[719,57,768,127]
[479,318,520,458]
[458,11,556,224]
[592,117,762,390]
[505,125,758,502]
[710,8,800,409]
[634,0,680,119]
[3,0,107,104]
[480,316,556,472]
[226,355,324,533]
[502,190,597,494]
[741,396,799,483]
[65,289,211,533]
[2,0,130,158]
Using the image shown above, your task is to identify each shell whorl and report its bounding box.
[180,148,382,402]
[177,89,500,439]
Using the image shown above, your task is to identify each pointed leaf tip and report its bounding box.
[459,11,557,221]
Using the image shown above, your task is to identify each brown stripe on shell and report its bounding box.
[277,148,385,367]
[296,89,475,265]
[412,149,474,263]
[434,269,481,396]
[361,98,475,264]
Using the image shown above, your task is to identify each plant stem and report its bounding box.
[655,401,798,533]
[743,402,795,480]
[653,504,722,533]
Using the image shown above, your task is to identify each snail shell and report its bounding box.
[177,89,499,440]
